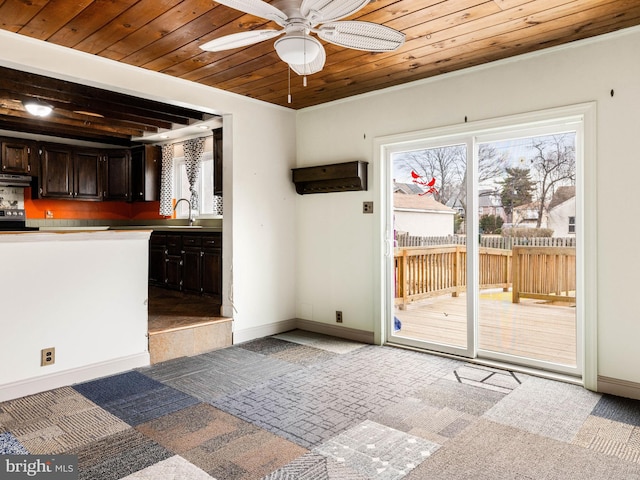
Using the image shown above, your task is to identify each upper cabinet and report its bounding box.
[40,144,75,198]
[36,142,160,202]
[1,139,36,175]
[213,128,222,196]
[73,149,103,200]
[130,145,161,202]
[103,150,130,201]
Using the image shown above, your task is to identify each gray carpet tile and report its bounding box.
[237,337,301,355]
[483,375,601,442]
[73,371,199,426]
[212,346,460,449]
[449,364,524,394]
[142,347,303,403]
[274,330,367,354]
[371,397,476,445]
[405,418,640,480]
[412,377,507,416]
[69,428,173,480]
[592,394,640,426]
[120,455,215,479]
[0,386,130,454]
[573,415,640,464]
[313,420,440,480]
[262,452,368,479]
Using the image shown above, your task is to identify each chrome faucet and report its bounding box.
[174,198,195,226]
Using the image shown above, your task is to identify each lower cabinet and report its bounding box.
[149,231,222,301]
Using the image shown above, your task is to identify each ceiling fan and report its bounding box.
[200,0,405,76]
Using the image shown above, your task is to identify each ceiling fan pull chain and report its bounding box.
[288,65,292,104]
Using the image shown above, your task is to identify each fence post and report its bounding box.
[400,249,408,309]
[512,247,521,303]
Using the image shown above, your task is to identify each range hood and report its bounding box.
[0,173,32,188]
[292,161,368,195]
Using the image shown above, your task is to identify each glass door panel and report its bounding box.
[476,133,578,372]
[389,142,472,356]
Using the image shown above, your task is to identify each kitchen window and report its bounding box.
[173,149,217,218]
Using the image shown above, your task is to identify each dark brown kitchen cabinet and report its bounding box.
[131,145,161,202]
[40,144,74,198]
[103,150,130,201]
[40,145,102,200]
[1,139,35,175]
[164,234,183,290]
[74,149,102,200]
[182,235,203,294]
[213,128,223,196]
[149,232,222,301]
[149,234,167,286]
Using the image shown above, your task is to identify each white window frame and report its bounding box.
[172,149,217,219]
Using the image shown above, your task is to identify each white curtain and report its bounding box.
[183,137,205,210]
[159,144,175,216]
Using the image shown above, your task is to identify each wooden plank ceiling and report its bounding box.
[0,0,639,143]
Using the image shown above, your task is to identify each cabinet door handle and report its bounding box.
[201,251,204,257]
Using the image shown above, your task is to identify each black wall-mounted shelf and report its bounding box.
[291,160,368,195]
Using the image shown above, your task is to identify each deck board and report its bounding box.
[394,290,576,367]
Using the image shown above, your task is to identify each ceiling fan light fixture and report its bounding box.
[23,99,53,117]
[274,34,321,65]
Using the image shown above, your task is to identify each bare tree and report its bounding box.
[393,143,507,217]
[528,134,576,227]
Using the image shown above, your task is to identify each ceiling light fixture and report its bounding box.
[274,33,321,65]
[23,99,53,117]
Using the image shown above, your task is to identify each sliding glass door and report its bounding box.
[383,113,583,376]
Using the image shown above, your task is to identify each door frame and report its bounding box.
[373,102,597,389]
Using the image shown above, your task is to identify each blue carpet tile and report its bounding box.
[73,371,199,426]
[592,394,640,427]
[0,432,28,454]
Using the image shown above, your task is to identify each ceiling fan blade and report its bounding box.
[317,21,405,51]
[213,0,287,25]
[290,42,326,75]
[200,29,282,51]
[301,0,369,25]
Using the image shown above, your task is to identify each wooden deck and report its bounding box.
[394,290,576,367]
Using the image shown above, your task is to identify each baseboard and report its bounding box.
[598,375,640,400]
[295,319,375,344]
[0,352,150,403]
[233,318,298,344]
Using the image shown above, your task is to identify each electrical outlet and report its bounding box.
[45,210,54,219]
[41,347,55,366]
[336,311,343,323]
[363,201,373,214]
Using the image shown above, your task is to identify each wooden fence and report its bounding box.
[396,233,575,249]
[395,244,575,308]
[511,246,576,303]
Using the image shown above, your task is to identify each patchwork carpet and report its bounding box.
[2,329,640,479]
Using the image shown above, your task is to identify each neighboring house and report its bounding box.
[547,186,576,236]
[478,189,505,219]
[393,191,455,237]
[512,202,543,229]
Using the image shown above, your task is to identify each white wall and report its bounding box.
[0,231,150,401]
[0,31,298,367]
[295,27,640,387]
